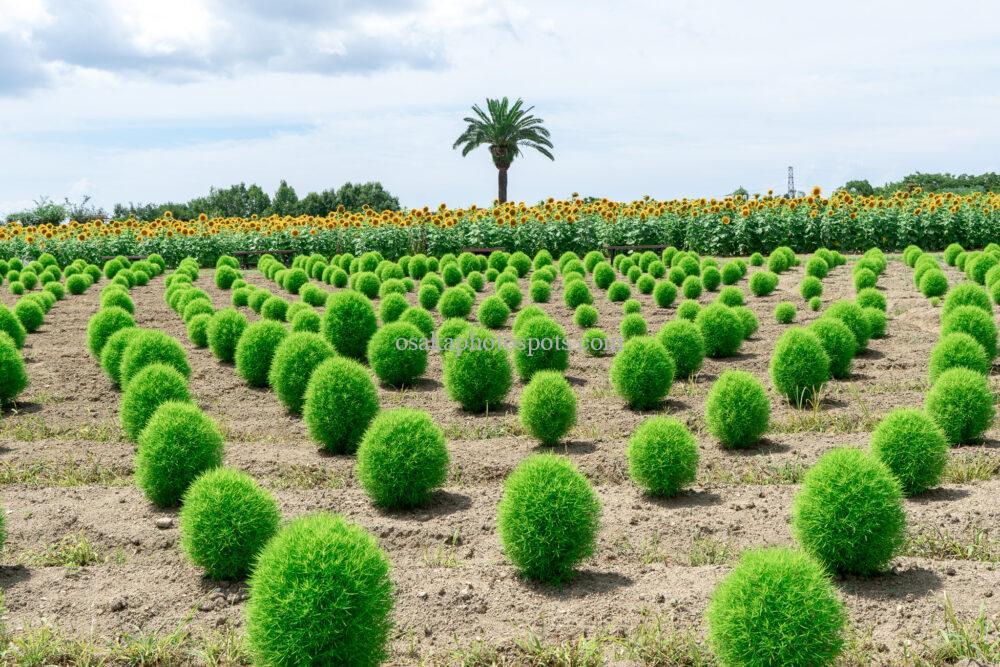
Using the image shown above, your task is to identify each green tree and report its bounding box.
[843,179,875,196]
[453,97,554,203]
[271,180,300,216]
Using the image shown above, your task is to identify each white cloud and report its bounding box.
[1,0,998,217]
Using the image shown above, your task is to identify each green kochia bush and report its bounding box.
[707,547,845,667]
[563,280,593,308]
[856,287,887,311]
[444,328,512,412]
[799,276,823,300]
[367,322,428,387]
[120,330,191,389]
[870,409,948,495]
[513,317,569,381]
[0,305,27,349]
[187,314,210,347]
[519,371,577,445]
[627,417,698,497]
[792,448,905,575]
[941,305,997,358]
[0,333,28,405]
[378,293,408,324]
[180,468,280,580]
[695,303,743,357]
[619,313,647,339]
[610,336,674,409]
[656,319,705,378]
[269,332,335,414]
[356,408,449,508]
[942,282,991,317]
[825,300,871,351]
[303,357,380,454]
[235,320,288,388]
[749,271,778,297]
[706,370,770,449]
[86,307,135,358]
[120,363,191,441]
[770,328,830,406]
[135,402,224,507]
[207,308,248,363]
[438,286,474,319]
[322,290,378,360]
[14,299,44,333]
[246,513,393,667]
[100,327,141,387]
[774,302,796,324]
[809,317,856,380]
[925,367,995,444]
[928,332,990,383]
[477,295,510,329]
[497,454,601,583]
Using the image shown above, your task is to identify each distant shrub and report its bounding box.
[749,271,778,297]
[607,280,631,302]
[928,332,989,384]
[627,417,698,496]
[120,330,190,389]
[676,300,701,321]
[513,317,569,381]
[870,409,948,495]
[574,304,598,328]
[770,328,830,406]
[303,357,379,454]
[706,370,770,449]
[367,322,427,387]
[695,304,743,358]
[774,302,796,324]
[86,307,135,358]
[477,295,511,329]
[708,547,845,667]
[206,308,247,363]
[941,304,997,358]
[444,328,512,412]
[856,288,886,311]
[356,409,448,508]
[120,363,191,441]
[793,448,905,575]
[581,328,609,356]
[0,333,28,405]
[717,286,744,307]
[135,402,223,507]
[702,266,722,291]
[563,280,593,309]
[100,327,141,387]
[825,300,871,351]
[925,367,995,444]
[13,299,44,333]
[497,454,601,583]
[322,291,378,360]
[520,371,577,445]
[611,336,675,409]
[619,313,647,339]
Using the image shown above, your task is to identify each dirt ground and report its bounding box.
[2,254,999,665]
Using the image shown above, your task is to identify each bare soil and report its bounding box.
[2,256,999,665]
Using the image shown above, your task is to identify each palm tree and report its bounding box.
[453,97,554,203]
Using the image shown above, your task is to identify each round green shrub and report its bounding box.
[438,286,474,319]
[120,363,191,441]
[582,328,609,356]
[677,299,701,321]
[593,262,615,290]
[749,271,778,297]
[187,313,211,347]
[0,333,28,404]
[261,296,290,322]
[695,303,743,358]
[520,371,577,445]
[352,271,381,298]
[925,367,995,444]
[14,299,43,333]
[707,547,845,667]
[444,327,512,412]
[607,280,630,302]
[418,284,440,310]
[100,327,141,387]
[864,306,886,339]
[215,265,240,290]
[135,402,223,507]
[86,307,134,358]
[944,243,964,265]
[120,330,190,389]
[398,307,433,338]
[378,293,409,324]
[356,409,448,508]
[731,305,757,340]
[291,308,321,333]
[719,262,741,285]
[513,317,569,381]
[681,275,702,299]
[497,282,522,310]
[528,280,550,303]
[322,290,377,360]
[248,289,270,313]
[477,295,510,329]
[856,287,886,311]
[65,274,89,295]
[303,357,379,454]
[717,286,744,307]
[870,409,948,495]
[774,302,796,324]
[655,319,704,378]
[942,282,991,317]
[799,276,822,300]
[246,513,393,666]
[706,370,770,449]
[231,286,251,307]
[653,280,677,308]
[825,300,871,351]
[919,270,948,298]
[269,332,335,414]
[235,321,288,388]
[207,308,247,363]
[792,448,905,575]
[563,280,593,309]
[702,266,722,291]
[626,417,698,496]
[770,328,830,406]
[574,304,598,328]
[8,281,24,295]
[619,313,647,339]
[611,336,675,409]
[367,322,427,387]
[0,305,27,349]
[853,267,877,291]
[44,281,65,300]
[497,454,601,583]
[623,298,641,314]
[100,288,134,314]
[809,296,822,311]
[181,298,214,323]
[809,317,856,380]
[941,305,997,358]
[928,332,989,384]
[805,257,829,280]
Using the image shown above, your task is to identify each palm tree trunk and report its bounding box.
[497,167,508,203]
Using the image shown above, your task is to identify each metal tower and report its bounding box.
[787,166,796,198]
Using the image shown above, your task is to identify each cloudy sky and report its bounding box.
[1,0,998,216]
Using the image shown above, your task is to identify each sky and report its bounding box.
[1,0,998,216]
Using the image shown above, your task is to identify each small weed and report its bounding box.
[689,537,736,566]
[20,531,103,568]
[902,525,1000,563]
[942,452,1000,483]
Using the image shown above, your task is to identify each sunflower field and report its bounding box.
[2,189,998,266]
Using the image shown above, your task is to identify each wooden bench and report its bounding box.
[233,249,295,268]
[461,246,502,256]
[604,244,669,260]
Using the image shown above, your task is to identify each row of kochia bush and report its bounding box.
[78,248,992,662]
